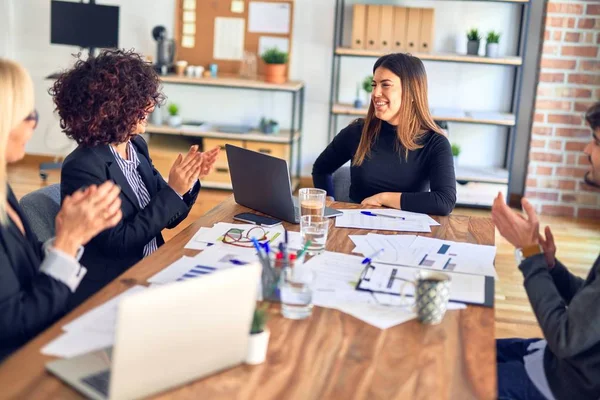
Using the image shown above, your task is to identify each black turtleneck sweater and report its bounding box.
[312,120,457,216]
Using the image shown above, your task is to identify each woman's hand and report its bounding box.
[361,193,384,207]
[54,181,123,257]
[168,145,203,195]
[199,146,220,179]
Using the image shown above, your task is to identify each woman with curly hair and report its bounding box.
[0,59,122,360]
[51,49,219,308]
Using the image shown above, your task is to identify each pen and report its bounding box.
[296,240,312,259]
[361,211,406,220]
[362,248,385,264]
[229,259,247,266]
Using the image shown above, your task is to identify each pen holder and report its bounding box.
[261,253,305,302]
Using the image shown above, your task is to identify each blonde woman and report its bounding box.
[312,53,456,216]
[0,59,122,361]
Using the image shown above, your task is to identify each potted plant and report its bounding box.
[353,82,364,109]
[486,31,501,58]
[259,117,280,134]
[167,103,182,128]
[362,75,373,107]
[261,48,289,84]
[451,143,461,166]
[246,305,270,365]
[466,28,481,56]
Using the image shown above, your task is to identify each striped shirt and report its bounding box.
[109,142,158,257]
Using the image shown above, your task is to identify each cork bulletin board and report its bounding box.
[174,0,294,78]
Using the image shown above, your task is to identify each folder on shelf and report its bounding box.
[351,4,367,49]
[379,5,394,51]
[392,7,408,52]
[405,8,421,53]
[365,5,381,51]
[419,8,435,53]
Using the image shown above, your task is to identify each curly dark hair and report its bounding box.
[586,101,600,132]
[49,49,166,147]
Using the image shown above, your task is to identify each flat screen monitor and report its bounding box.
[50,1,119,49]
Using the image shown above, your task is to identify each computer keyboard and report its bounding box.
[82,370,111,397]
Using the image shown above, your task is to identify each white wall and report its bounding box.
[8,0,519,174]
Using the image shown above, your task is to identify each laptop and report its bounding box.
[226,144,342,224]
[46,264,261,400]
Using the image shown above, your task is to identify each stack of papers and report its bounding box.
[148,245,259,285]
[335,209,439,232]
[304,252,466,329]
[349,234,497,278]
[184,222,302,252]
[41,286,147,358]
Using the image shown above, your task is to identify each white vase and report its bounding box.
[149,107,163,126]
[245,328,270,365]
[168,115,182,128]
[486,43,499,58]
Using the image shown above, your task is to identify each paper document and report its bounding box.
[41,330,114,358]
[258,36,290,56]
[42,286,147,358]
[184,222,286,253]
[357,263,486,305]
[336,210,431,232]
[248,2,290,34]
[213,17,245,61]
[63,286,147,334]
[303,251,366,291]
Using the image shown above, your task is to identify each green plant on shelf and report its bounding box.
[251,304,269,334]
[261,48,289,65]
[466,28,482,42]
[362,75,374,94]
[167,103,179,116]
[486,31,501,44]
[451,143,461,157]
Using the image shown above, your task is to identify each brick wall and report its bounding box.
[526,0,600,218]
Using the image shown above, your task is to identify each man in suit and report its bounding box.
[492,102,600,400]
[51,49,219,308]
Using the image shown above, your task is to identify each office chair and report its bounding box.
[332,165,353,203]
[19,184,61,242]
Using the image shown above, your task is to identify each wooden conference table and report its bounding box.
[0,197,496,399]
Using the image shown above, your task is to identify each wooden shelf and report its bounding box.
[455,166,509,184]
[146,124,300,144]
[335,48,523,66]
[202,177,300,191]
[331,104,516,127]
[160,74,304,92]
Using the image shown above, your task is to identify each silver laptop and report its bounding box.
[226,144,342,224]
[46,264,261,400]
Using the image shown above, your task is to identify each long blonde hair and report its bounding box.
[354,53,444,166]
[0,59,35,224]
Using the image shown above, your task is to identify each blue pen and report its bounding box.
[229,259,248,266]
[361,211,406,220]
[362,248,385,264]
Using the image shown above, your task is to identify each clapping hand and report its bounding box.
[168,145,203,196]
[54,181,123,257]
[199,146,220,179]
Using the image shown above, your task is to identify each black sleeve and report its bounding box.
[519,254,600,359]
[0,248,70,349]
[549,260,586,304]
[400,134,457,216]
[312,123,360,197]
[61,160,190,257]
[135,136,200,229]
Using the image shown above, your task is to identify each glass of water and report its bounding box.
[280,267,314,320]
[300,215,330,255]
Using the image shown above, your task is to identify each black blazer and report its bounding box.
[0,186,72,361]
[60,136,200,308]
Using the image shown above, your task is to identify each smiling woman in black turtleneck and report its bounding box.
[312,53,456,216]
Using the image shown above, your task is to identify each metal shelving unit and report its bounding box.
[148,74,305,190]
[328,0,531,208]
